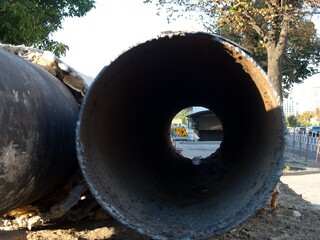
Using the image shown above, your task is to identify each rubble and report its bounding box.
[0,44,89,102]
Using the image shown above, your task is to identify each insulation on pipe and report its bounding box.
[77,32,285,239]
[0,50,79,214]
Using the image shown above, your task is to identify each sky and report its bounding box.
[52,0,205,80]
[53,0,320,91]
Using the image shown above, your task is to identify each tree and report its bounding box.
[144,0,320,100]
[298,111,314,126]
[314,108,320,121]
[312,107,320,125]
[174,108,192,125]
[286,115,299,127]
[0,0,95,56]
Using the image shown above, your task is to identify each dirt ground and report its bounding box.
[19,180,319,240]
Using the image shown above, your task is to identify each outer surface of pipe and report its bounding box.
[77,32,285,239]
[0,50,79,214]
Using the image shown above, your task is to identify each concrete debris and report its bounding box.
[292,210,302,218]
[63,75,87,94]
[0,44,88,99]
[41,184,86,221]
[0,183,86,230]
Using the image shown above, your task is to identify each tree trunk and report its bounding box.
[263,1,290,104]
[267,46,284,102]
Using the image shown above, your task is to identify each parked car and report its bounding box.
[286,127,294,134]
[295,127,306,134]
[309,126,320,137]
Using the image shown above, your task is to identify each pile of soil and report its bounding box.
[25,181,320,240]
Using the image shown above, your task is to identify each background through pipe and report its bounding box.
[0,50,79,214]
[77,32,285,239]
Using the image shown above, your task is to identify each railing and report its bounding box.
[286,132,320,166]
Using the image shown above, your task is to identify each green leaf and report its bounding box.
[0,0,95,55]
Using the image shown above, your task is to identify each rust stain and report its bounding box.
[224,46,279,112]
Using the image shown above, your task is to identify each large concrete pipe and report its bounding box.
[0,50,79,214]
[77,32,285,239]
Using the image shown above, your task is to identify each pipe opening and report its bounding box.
[77,32,285,239]
[170,106,223,160]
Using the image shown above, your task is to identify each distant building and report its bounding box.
[187,110,223,141]
[295,87,320,114]
[283,96,297,117]
[284,85,320,116]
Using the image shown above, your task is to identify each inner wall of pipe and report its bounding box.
[78,33,284,238]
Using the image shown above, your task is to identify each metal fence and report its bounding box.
[286,132,320,166]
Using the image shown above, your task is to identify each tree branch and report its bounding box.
[241,10,266,38]
[276,13,290,53]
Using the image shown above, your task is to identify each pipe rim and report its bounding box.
[76,31,285,240]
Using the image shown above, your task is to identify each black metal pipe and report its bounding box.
[77,32,285,239]
[0,50,79,214]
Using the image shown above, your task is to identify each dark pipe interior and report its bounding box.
[77,33,285,239]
